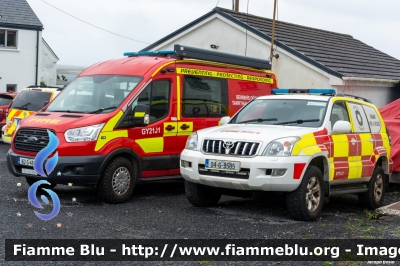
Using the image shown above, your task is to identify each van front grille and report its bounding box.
[14,128,55,153]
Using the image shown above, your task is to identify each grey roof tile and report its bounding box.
[0,0,43,28]
[220,8,400,80]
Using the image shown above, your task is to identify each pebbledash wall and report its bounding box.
[0,28,43,92]
[144,10,400,108]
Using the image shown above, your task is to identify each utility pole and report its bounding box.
[234,0,239,11]
[269,0,277,63]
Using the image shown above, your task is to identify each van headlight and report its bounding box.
[263,137,300,156]
[185,132,198,150]
[64,124,104,142]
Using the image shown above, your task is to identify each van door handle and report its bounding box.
[165,125,175,131]
[180,124,190,130]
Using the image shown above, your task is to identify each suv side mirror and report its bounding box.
[220,116,230,125]
[132,104,150,126]
[332,120,351,134]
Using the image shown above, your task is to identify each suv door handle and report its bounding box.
[165,125,175,131]
[180,124,190,130]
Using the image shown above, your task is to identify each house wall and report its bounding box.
[40,40,58,86]
[150,15,397,107]
[0,27,41,92]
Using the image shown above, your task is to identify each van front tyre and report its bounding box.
[286,166,324,221]
[97,157,136,204]
[358,166,385,209]
[185,181,221,207]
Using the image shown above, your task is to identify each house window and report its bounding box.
[6,84,16,92]
[0,29,17,48]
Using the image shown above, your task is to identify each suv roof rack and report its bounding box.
[124,44,272,70]
[335,93,371,103]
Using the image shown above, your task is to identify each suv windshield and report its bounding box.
[10,90,52,111]
[230,99,328,127]
[46,75,142,114]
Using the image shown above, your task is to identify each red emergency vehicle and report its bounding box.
[7,45,278,203]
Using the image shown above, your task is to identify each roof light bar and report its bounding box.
[271,88,336,95]
[124,50,174,57]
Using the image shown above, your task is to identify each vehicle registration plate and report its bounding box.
[18,157,34,166]
[21,168,38,175]
[205,159,240,172]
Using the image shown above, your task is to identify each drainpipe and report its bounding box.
[35,30,39,86]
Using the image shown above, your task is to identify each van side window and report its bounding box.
[330,102,350,128]
[347,102,370,133]
[362,105,382,133]
[182,76,228,118]
[134,80,170,123]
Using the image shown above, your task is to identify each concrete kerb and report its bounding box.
[376,202,400,217]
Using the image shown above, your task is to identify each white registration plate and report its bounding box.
[18,157,34,166]
[21,168,38,175]
[205,159,240,172]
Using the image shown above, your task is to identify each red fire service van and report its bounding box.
[7,45,278,203]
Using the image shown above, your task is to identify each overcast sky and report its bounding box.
[26,0,400,67]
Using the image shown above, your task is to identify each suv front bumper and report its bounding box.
[180,149,311,192]
[7,149,106,186]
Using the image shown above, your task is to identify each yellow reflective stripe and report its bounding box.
[177,75,181,120]
[136,137,163,153]
[163,122,177,137]
[359,133,373,156]
[134,112,145,117]
[177,122,193,136]
[176,68,274,84]
[348,162,359,179]
[175,60,272,73]
[95,131,128,151]
[151,62,175,77]
[95,110,127,151]
[331,135,348,157]
[292,133,317,155]
[329,163,334,181]
[300,146,322,156]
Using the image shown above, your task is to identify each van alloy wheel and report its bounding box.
[97,157,136,204]
[306,176,320,212]
[112,167,130,195]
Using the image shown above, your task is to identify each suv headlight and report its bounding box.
[64,124,104,142]
[263,137,300,156]
[185,132,198,150]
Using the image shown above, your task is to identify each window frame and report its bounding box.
[0,29,18,49]
[182,75,228,118]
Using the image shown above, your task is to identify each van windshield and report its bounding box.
[10,90,52,111]
[229,99,328,127]
[46,75,143,114]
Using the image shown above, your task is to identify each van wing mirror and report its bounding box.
[132,104,150,126]
[332,120,351,134]
[219,116,230,125]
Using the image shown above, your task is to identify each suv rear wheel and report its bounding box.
[97,157,136,204]
[286,166,324,221]
[185,181,221,207]
[358,166,385,209]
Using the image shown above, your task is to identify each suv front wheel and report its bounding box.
[286,166,324,221]
[185,181,221,207]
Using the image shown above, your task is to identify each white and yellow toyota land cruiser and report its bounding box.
[180,89,393,221]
